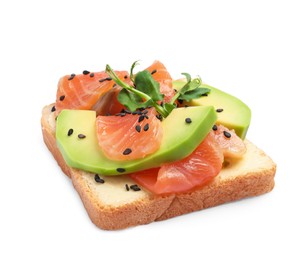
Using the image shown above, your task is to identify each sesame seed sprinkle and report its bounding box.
[125,184,130,191]
[212,125,218,131]
[68,74,75,80]
[185,118,192,124]
[90,72,94,77]
[115,112,126,117]
[99,77,112,83]
[67,128,73,136]
[143,123,149,131]
[116,168,126,173]
[138,115,145,123]
[83,70,90,75]
[216,108,224,113]
[151,69,157,75]
[51,106,56,112]
[78,134,86,139]
[94,174,105,183]
[156,114,163,121]
[59,95,65,101]
[135,125,141,132]
[130,184,141,191]
[123,148,132,155]
[223,131,232,138]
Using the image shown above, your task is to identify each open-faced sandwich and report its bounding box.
[41,60,276,230]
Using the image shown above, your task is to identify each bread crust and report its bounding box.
[41,104,276,230]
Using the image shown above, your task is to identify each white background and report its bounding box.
[1,0,301,259]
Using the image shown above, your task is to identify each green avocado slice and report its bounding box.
[56,106,217,175]
[173,80,251,139]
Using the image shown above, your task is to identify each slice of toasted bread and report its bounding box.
[41,104,276,230]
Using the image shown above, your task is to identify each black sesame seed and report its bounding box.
[116,168,126,173]
[68,74,75,80]
[135,125,141,132]
[130,184,141,191]
[185,118,192,124]
[156,114,163,121]
[212,125,218,131]
[78,134,86,139]
[90,72,94,77]
[151,69,157,75]
[59,95,65,101]
[143,123,149,131]
[94,174,105,183]
[117,112,126,117]
[67,128,73,136]
[115,112,126,117]
[216,108,224,113]
[99,77,112,83]
[83,70,90,75]
[51,106,56,112]
[223,131,232,138]
[124,75,128,79]
[123,148,132,155]
[201,93,208,96]
[125,184,130,191]
[138,115,145,123]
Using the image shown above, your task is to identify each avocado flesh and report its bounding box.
[173,80,251,139]
[56,106,217,176]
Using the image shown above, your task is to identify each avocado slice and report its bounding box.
[173,80,251,139]
[56,106,217,175]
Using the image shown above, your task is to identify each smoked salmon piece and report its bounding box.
[212,124,247,158]
[144,60,175,103]
[95,108,163,161]
[130,131,224,195]
[55,70,129,115]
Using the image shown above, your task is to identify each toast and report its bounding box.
[41,104,276,230]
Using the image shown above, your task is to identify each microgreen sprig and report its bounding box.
[105,62,210,118]
[106,64,169,117]
[170,73,210,104]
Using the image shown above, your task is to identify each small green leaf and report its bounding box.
[117,88,152,111]
[180,77,202,94]
[181,72,191,83]
[134,71,164,101]
[178,87,210,102]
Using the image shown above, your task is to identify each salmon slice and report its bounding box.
[55,70,129,115]
[95,108,163,161]
[144,60,175,103]
[90,61,176,116]
[130,131,224,195]
[212,124,247,158]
